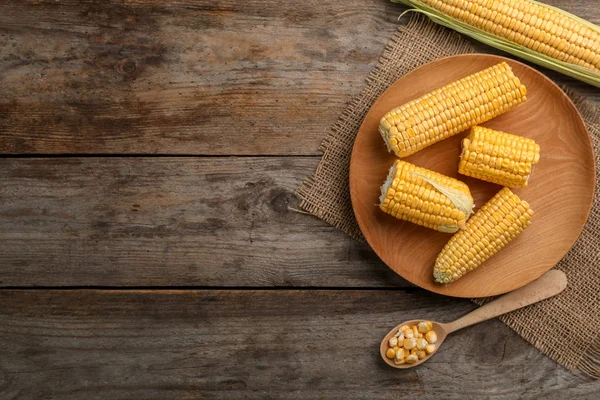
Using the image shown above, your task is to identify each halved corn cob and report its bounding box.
[379,62,526,157]
[459,126,541,188]
[433,187,533,284]
[379,160,474,233]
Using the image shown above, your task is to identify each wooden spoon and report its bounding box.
[380,270,567,369]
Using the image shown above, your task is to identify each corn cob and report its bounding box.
[392,0,600,87]
[420,0,600,72]
[459,126,540,188]
[433,187,533,284]
[379,160,474,233]
[379,62,526,157]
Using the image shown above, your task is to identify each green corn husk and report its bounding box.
[392,0,600,87]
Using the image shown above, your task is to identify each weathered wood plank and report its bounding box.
[0,0,399,155]
[0,289,597,399]
[0,157,409,287]
[0,1,597,155]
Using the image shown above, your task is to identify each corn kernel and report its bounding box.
[394,358,406,365]
[405,354,419,364]
[416,338,428,350]
[395,348,405,361]
[412,326,419,338]
[386,348,396,359]
[403,338,416,350]
[404,329,414,339]
[425,330,438,344]
[417,321,430,333]
[417,350,427,360]
[388,337,398,348]
[425,344,436,354]
[399,325,410,332]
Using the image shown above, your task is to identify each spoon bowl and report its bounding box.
[380,320,448,368]
[380,270,567,369]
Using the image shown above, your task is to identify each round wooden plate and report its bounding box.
[349,54,595,298]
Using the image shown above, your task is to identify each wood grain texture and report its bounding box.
[350,54,595,297]
[0,157,408,287]
[1,289,599,399]
[0,0,597,155]
[0,0,399,155]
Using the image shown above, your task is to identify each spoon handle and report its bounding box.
[444,270,567,334]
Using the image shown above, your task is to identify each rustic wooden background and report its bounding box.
[0,0,599,398]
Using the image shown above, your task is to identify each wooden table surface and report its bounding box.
[1,1,599,398]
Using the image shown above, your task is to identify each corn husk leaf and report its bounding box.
[392,0,600,87]
[411,172,475,217]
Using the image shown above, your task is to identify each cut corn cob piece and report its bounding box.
[418,0,600,73]
[379,62,527,157]
[433,187,533,284]
[459,126,541,188]
[379,160,474,233]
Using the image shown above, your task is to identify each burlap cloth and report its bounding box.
[296,16,600,378]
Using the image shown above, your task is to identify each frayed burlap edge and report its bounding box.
[296,15,474,240]
[296,15,600,378]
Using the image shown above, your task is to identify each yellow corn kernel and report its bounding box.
[386,348,396,359]
[405,354,419,364]
[459,126,540,188]
[434,187,534,284]
[388,336,398,348]
[395,348,405,361]
[399,325,410,332]
[404,338,417,350]
[412,326,419,338]
[379,62,527,157]
[404,329,414,339]
[425,344,436,354]
[417,350,427,360]
[380,160,474,233]
[418,321,430,333]
[425,330,438,344]
[416,338,428,350]
[394,358,406,365]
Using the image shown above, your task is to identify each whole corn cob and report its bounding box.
[459,126,540,188]
[379,62,526,157]
[380,160,474,233]
[392,0,600,87]
[419,0,599,72]
[433,187,533,283]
